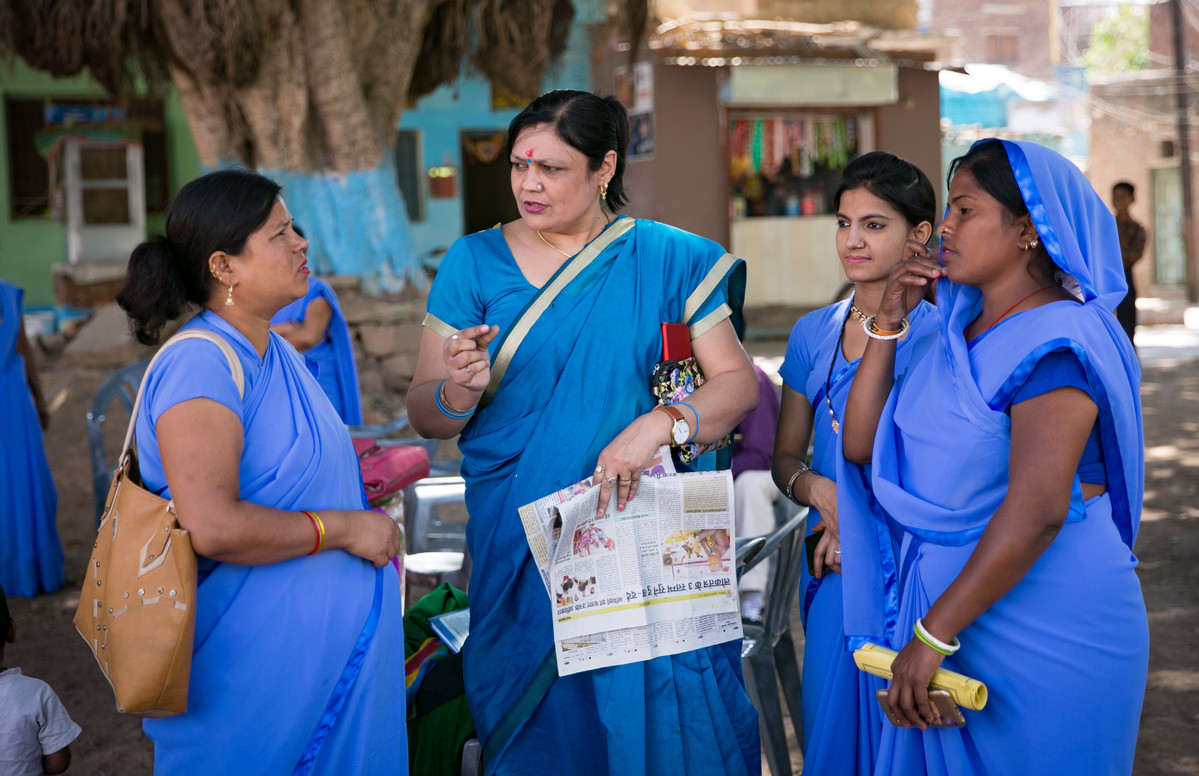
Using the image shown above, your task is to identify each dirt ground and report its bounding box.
[6,339,1199,775]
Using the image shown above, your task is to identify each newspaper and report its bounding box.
[519,453,742,676]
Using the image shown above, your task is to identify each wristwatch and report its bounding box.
[653,404,691,445]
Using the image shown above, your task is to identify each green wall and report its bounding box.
[0,60,200,306]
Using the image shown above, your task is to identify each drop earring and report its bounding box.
[225,284,234,306]
[600,181,608,201]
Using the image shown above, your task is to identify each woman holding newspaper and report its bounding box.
[841,139,1148,774]
[409,90,761,775]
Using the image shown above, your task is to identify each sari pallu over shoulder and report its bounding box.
[430,218,755,774]
[138,312,404,776]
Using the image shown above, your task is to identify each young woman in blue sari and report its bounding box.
[271,272,363,425]
[0,279,64,598]
[115,170,405,775]
[842,140,1148,775]
[409,90,762,776]
[772,151,937,775]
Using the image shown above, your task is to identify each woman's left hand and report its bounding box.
[885,636,946,730]
[593,411,670,516]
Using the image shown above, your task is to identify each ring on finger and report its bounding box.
[464,365,473,376]
[834,549,841,555]
[605,477,617,484]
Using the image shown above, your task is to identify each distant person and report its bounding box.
[730,364,781,623]
[0,584,82,776]
[1112,181,1147,346]
[270,228,363,424]
[0,279,64,598]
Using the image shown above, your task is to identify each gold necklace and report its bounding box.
[536,230,571,258]
[849,304,868,325]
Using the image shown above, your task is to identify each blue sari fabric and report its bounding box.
[0,280,63,597]
[425,217,760,776]
[779,297,935,776]
[271,276,363,424]
[847,140,1148,775]
[136,311,405,775]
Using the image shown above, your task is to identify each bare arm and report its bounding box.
[408,324,499,439]
[16,316,48,429]
[595,319,758,514]
[271,298,333,352]
[883,386,1097,728]
[42,745,70,775]
[156,399,399,566]
[772,386,840,574]
[843,242,942,463]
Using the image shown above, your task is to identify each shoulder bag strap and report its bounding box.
[117,328,246,465]
[480,217,636,408]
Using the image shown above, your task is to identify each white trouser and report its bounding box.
[733,469,778,592]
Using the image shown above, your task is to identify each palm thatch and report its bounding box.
[0,0,650,172]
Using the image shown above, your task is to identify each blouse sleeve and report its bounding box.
[423,237,485,339]
[778,313,818,397]
[992,348,1094,411]
[143,339,245,426]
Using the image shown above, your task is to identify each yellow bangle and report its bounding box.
[302,510,325,555]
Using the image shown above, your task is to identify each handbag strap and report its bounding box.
[480,217,636,408]
[118,328,247,465]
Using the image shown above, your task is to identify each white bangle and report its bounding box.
[914,617,961,655]
[862,315,910,341]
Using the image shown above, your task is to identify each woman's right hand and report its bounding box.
[443,324,499,392]
[876,239,943,329]
[328,509,403,568]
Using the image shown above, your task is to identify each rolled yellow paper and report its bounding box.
[853,642,989,711]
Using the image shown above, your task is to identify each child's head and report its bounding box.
[0,584,12,661]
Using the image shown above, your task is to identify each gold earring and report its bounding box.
[225,284,234,306]
[1029,238,1040,250]
[600,181,608,201]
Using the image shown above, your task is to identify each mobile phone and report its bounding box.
[805,532,820,576]
[875,689,966,728]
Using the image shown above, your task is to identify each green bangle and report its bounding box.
[913,618,960,656]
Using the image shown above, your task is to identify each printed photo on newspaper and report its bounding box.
[519,455,742,677]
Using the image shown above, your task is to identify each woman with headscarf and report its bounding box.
[408,90,761,776]
[841,139,1148,774]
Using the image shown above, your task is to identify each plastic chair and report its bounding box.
[740,501,808,776]
[87,359,151,526]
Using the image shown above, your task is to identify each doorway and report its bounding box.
[461,131,518,234]
[1152,166,1186,285]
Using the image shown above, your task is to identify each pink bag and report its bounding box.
[352,439,430,506]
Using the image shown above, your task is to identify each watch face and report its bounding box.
[672,420,691,445]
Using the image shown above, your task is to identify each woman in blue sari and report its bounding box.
[115,170,405,775]
[773,151,937,775]
[842,140,1147,775]
[270,238,363,424]
[0,279,64,598]
[409,90,761,776]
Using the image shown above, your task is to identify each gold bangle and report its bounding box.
[302,510,325,555]
[439,380,476,415]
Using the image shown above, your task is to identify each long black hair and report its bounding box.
[834,150,936,239]
[505,89,630,211]
[117,170,282,345]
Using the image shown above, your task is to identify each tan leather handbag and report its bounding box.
[74,328,244,717]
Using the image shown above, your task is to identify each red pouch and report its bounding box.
[353,439,430,506]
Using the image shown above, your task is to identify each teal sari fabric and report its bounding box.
[136,311,405,775]
[845,141,1148,775]
[425,217,759,776]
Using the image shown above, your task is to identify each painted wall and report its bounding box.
[399,20,598,261]
[0,60,200,306]
[876,66,944,212]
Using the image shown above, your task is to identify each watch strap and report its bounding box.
[653,404,686,424]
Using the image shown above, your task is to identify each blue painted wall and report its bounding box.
[400,19,598,260]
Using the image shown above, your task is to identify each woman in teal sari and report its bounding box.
[842,140,1147,774]
[116,170,405,775]
[409,90,761,776]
